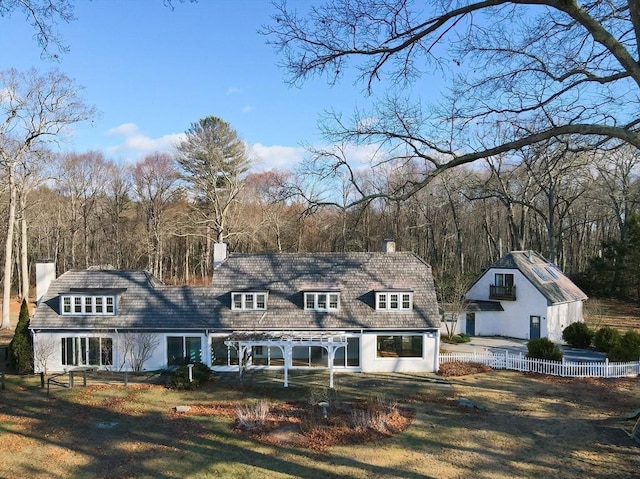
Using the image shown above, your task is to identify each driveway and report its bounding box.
[442,336,606,362]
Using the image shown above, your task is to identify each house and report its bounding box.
[30,241,441,383]
[441,251,588,342]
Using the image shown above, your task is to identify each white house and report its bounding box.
[442,251,588,342]
[30,241,442,383]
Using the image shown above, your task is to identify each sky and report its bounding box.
[0,0,381,173]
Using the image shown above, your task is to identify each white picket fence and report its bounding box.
[439,351,640,378]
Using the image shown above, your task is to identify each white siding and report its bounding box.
[547,301,584,343]
[33,331,206,373]
[466,268,548,340]
[360,332,439,373]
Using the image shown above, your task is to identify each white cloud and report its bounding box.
[241,105,254,113]
[105,123,184,163]
[226,86,242,95]
[248,143,306,172]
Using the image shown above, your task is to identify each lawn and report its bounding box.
[0,369,638,479]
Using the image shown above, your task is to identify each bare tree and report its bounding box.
[33,335,57,375]
[0,68,94,329]
[132,153,179,280]
[0,0,75,59]
[119,333,160,372]
[264,0,640,207]
[436,275,471,340]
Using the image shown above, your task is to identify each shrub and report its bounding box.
[165,362,212,390]
[562,322,594,348]
[236,400,269,429]
[593,326,621,353]
[9,300,33,373]
[607,330,640,362]
[527,338,563,361]
[440,334,472,344]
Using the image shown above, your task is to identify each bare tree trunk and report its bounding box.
[20,190,29,301]
[2,166,17,329]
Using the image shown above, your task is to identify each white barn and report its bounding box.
[442,251,588,342]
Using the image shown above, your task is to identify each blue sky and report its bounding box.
[1,0,378,172]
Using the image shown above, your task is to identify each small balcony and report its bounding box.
[489,284,516,301]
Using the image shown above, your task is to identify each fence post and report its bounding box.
[505,350,509,370]
[605,358,609,379]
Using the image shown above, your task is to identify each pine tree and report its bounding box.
[9,299,33,373]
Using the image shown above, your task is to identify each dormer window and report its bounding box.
[61,294,117,316]
[304,292,340,311]
[232,292,267,310]
[376,291,413,311]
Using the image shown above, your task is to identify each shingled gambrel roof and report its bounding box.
[31,269,214,330]
[31,252,440,331]
[208,252,440,330]
[490,251,588,305]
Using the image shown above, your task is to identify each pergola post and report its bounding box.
[283,344,291,387]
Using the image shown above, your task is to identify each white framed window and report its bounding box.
[376,291,413,311]
[61,337,113,366]
[304,292,340,311]
[231,292,267,310]
[60,295,117,316]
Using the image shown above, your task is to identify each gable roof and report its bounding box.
[31,252,440,331]
[31,269,213,330]
[209,252,440,330]
[488,251,587,304]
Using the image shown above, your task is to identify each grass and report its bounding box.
[0,369,639,479]
[1,297,639,478]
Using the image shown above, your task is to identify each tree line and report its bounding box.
[2,129,639,298]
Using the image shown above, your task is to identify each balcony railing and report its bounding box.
[489,284,516,300]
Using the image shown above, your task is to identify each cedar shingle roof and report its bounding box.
[210,252,440,330]
[490,251,587,304]
[31,252,440,331]
[31,270,213,330]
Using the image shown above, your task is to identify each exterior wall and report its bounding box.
[440,318,465,336]
[360,331,439,373]
[33,331,206,373]
[547,301,584,343]
[466,268,548,340]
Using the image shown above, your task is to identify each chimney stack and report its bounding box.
[382,238,396,253]
[213,242,227,270]
[36,261,56,305]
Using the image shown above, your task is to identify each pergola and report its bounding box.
[224,331,349,388]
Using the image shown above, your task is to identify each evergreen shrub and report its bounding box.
[593,326,621,353]
[9,300,33,373]
[607,330,640,362]
[562,322,594,348]
[166,362,212,390]
[527,338,563,361]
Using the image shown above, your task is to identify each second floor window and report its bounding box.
[376,292,413,311]
[232,292,267,310]
[61,295,117,315]
[304,292,340,311]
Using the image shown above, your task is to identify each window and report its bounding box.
[60,295,117,316]
[376,292,413,311]
[304,292,340,311]
[490,273,516,300]
[167,336,202,366]
[61,337,113,366]
[495,273,514,288]
[376,335,423,358]
[231,292,267,310]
